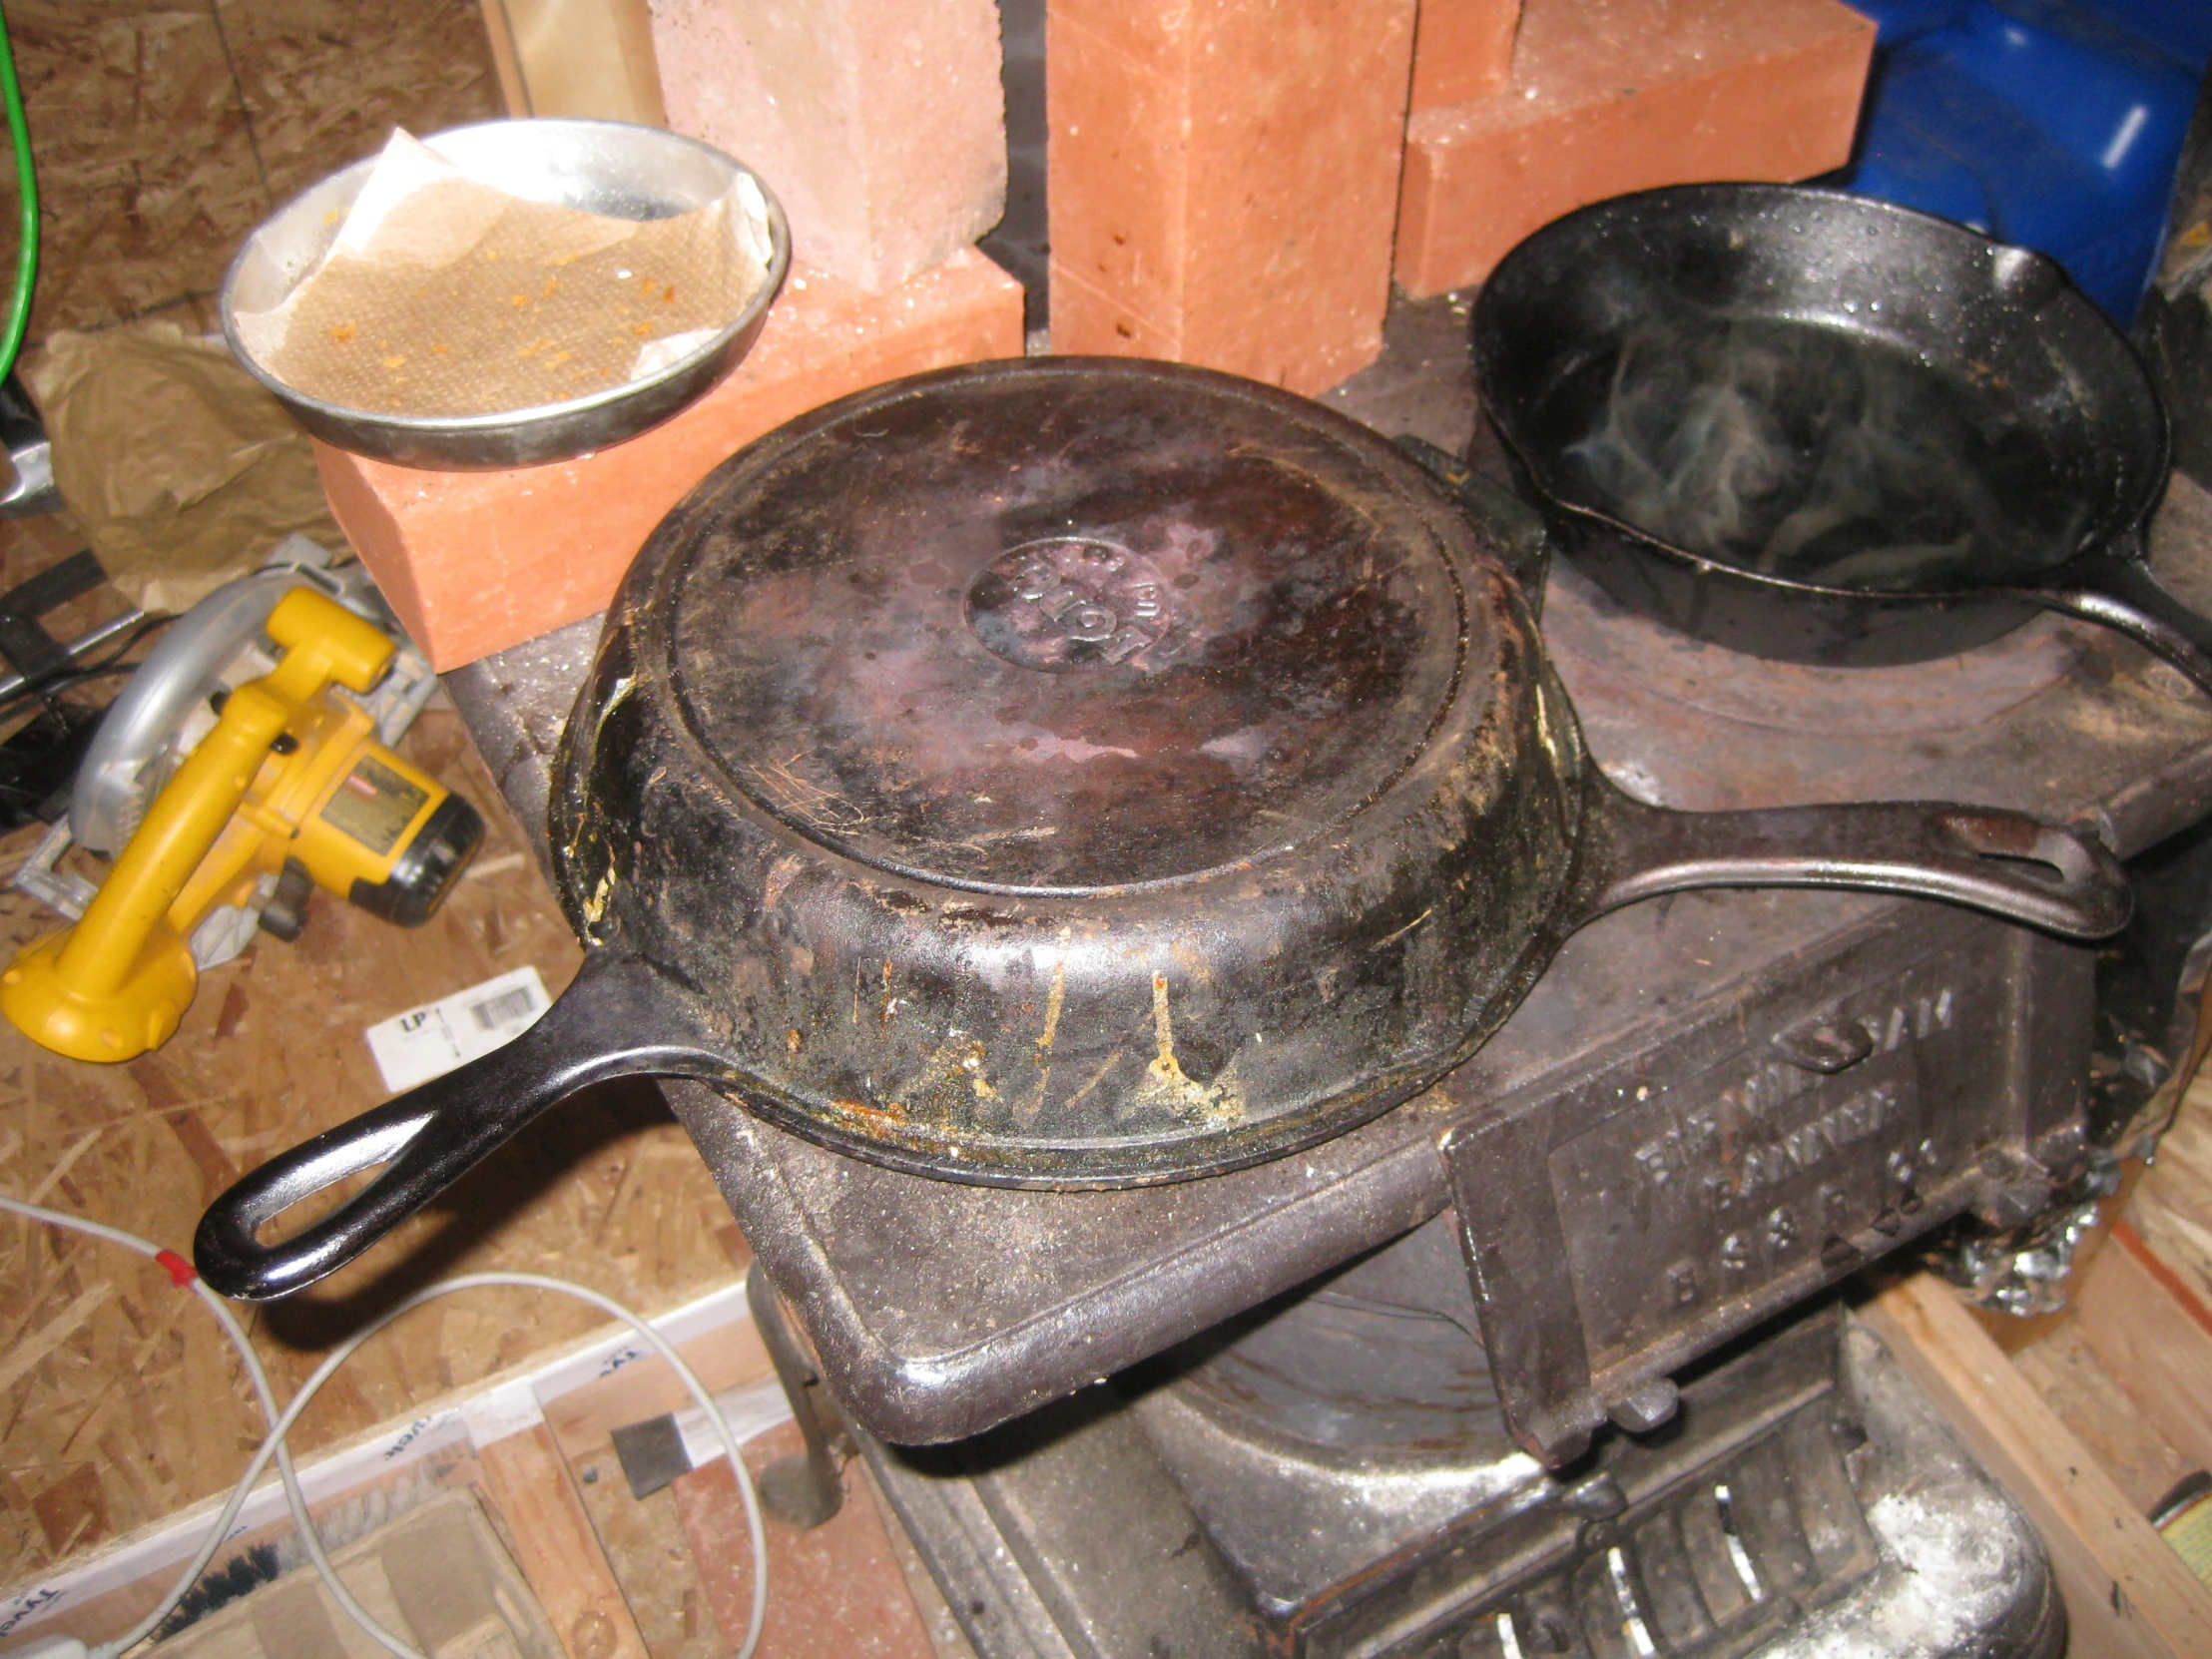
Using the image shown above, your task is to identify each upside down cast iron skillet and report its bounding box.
[195,359,2132,1300]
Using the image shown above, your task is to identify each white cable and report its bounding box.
[0,1201,295,1657]
[0,1198,770,1659]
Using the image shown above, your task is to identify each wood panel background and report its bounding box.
[4,2,503,344]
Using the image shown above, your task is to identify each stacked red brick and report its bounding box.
[314,0,1023,671]
[1046,0,1419,397]
[1395,0,1878,296]
[314,0,1879,670]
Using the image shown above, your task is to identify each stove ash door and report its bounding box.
[1443,903,2096,1468]
[858,1235,2064,1659]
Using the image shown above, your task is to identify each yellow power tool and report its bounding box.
[3,580,481,1062]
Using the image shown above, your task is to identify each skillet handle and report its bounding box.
[1564,772,2130,940]
[2016,549,2212,699]
[194,950,729,1301]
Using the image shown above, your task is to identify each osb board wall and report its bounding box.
[0,528,741,1582]
[6,1,503,342]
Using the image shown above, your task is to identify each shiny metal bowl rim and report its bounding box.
[218,117,792,450]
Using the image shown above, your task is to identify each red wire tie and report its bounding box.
[156,1249,198,1287]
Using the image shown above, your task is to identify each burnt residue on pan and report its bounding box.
[548,359,1584,1181]
[665,384,1456,891]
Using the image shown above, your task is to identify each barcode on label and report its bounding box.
[468,986,538,1031]
[365,966,552,1092]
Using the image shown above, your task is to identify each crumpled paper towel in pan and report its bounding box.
[232,130,775,418]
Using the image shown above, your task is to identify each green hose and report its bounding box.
[0,1,38,385]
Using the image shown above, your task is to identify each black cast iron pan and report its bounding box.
[195,359,2131,1301]
[1473,183,2212,688]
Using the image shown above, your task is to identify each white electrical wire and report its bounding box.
[0,1197,770,1659]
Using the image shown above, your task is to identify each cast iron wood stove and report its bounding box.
[441,298,2212,1659]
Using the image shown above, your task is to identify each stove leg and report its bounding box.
[747,1266,848,1529]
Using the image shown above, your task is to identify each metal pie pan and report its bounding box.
[218,118,791,471]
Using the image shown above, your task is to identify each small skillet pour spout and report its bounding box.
[193,359,2133,1303]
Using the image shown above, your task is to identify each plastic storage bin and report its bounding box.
[1831,0,2210,323]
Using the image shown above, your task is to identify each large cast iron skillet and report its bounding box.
[1474,184,2212,687]
[196,360,2130,1300]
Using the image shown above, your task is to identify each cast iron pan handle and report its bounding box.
[194,950,732,1301]
[1564,771,2130,939]
[2013,548,2212,699]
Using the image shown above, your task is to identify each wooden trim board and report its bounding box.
[2073,1220,2212,1473]
[1863,1273,2212,1659]
[477,1423,653,1659]
[475,0,667,124]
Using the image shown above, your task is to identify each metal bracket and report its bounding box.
[12,818,95,917]
[0,547,103,688]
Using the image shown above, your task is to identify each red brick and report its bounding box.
[1393,0,1876,297]
[648,0,1007,293]
[1048,0,1418,397]
[1410,0,1523,111]
[317,250,1023,670]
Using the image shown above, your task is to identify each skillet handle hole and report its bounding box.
[1934,811,2099,891]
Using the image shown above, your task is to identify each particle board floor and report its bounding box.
[0,520,963,1659]
[0,541,743,1586]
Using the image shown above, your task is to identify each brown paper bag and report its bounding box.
[21,321,345,613]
